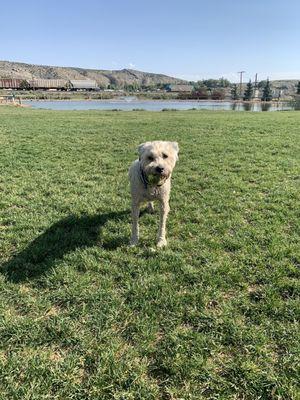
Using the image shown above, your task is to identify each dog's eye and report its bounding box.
[162,153,168,159]
[148,156,154,161]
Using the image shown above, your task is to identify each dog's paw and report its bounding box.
[157,238,167,248]
[130,238,139,246]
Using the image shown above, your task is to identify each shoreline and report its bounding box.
[21,98,291,104]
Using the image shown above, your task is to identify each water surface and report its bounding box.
[24,99,295,112]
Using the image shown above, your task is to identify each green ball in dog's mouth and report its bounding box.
[147,174,166,186]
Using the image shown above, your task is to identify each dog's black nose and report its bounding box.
[156,166,164,174]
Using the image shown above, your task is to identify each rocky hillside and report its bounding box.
[268,79,299,96]
[0,60,186,88]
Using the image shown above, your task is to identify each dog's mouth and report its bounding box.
[147,173,168,186]
[153,171,169,178]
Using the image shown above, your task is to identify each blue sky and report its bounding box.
[1,0,299,82]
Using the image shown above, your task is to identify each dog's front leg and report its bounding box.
[130,202,140,245]
[157,199,170,247]
[147,201,155,214]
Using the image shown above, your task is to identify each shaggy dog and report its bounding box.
[129,141,179,247]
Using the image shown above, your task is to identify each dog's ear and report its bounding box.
[138,143,145,156]
[138,142,150,159]
[170,141,179,160]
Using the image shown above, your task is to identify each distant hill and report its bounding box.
[0,60,186,88]
[266,79,299,95]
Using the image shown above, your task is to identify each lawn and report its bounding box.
[0,106,299,399]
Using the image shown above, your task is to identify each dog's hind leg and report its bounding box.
[130,202,140,245]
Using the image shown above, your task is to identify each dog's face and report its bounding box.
[138,141,179,181]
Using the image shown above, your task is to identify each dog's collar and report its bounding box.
[140,164,149,189]
[139,163,166,189]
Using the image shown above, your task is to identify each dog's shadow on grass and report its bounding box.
[1,211,130,283]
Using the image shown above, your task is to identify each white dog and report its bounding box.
[129,141,179,247]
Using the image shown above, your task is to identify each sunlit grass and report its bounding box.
[0,106,299,399]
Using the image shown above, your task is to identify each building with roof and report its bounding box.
[0,79,24,89]
[69,80,98,90]
[29,79,68,89]
[166,84,194,93]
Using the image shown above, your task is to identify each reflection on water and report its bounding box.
[289,100,300,111]
[24,99,298,112]
[261,102,272,112]
[230,101,289,112]
[243,102,252,111]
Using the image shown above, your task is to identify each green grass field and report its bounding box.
[0,106,299,399]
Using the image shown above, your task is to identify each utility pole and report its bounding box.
[254,73,258,99]
[237,71,245,98]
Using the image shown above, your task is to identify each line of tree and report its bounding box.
[261,79,272,101]
[230,84,239,100]
[243,80,254,101]
[230,79,274,101]
[193,77,231,90]
[178,88,225,100]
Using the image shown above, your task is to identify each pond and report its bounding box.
[23,99,297,112]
